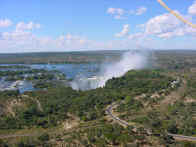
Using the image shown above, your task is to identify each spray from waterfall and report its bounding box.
[71,50,148,90]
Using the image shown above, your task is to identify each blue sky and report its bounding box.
[0,0,196,52]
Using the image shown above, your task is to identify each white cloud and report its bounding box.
[188,0,196,15]
[16,22,41,31]
[135,7,147,15]
[0,19,12,27]
[139,1,196,39]
[0,26,95,52]
[107,8,124,15]
[107,8,125,19]
[0,24,139,52]
[115,24,130,37]
[107,6,147,19]
[2,31,33,41]
[126,4,196,48]
[1,9,196,53]
[140,11,196,38]
[144,11,182,35]
[127,7,196,40]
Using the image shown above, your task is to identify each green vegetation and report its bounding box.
[106,70,173,94]
[0,69,178,146]
[0,65,30,69]
[1,50,196,146]
[0,69,47,77]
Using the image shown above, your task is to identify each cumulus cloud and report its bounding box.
[144,11,182,35]
[0,21,43,52]
[16,22,41,31]
[134,0,196,39]
[0,22,140,52]
[138,10,196,39]
[115,24,130,37]
[126,3,196,47]
[135,7,147,15]
[0,19,12,27]
[188,0,196,15]
[0,20,111,52]
[0,30,90,52]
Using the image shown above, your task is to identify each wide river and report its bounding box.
[30,63,101,79]
[0,63,102,93]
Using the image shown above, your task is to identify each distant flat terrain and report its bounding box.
[0,50,127,64]
[0,50,196,69]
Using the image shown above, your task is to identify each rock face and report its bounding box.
[62,113,79,130]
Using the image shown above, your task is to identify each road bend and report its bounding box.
[106,102,196,142]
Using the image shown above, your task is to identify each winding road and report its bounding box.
[105,103,129,126]
[106,102,196,142]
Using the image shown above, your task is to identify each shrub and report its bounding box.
[38,133,50,142]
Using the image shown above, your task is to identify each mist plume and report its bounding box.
[71,50,148,90]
